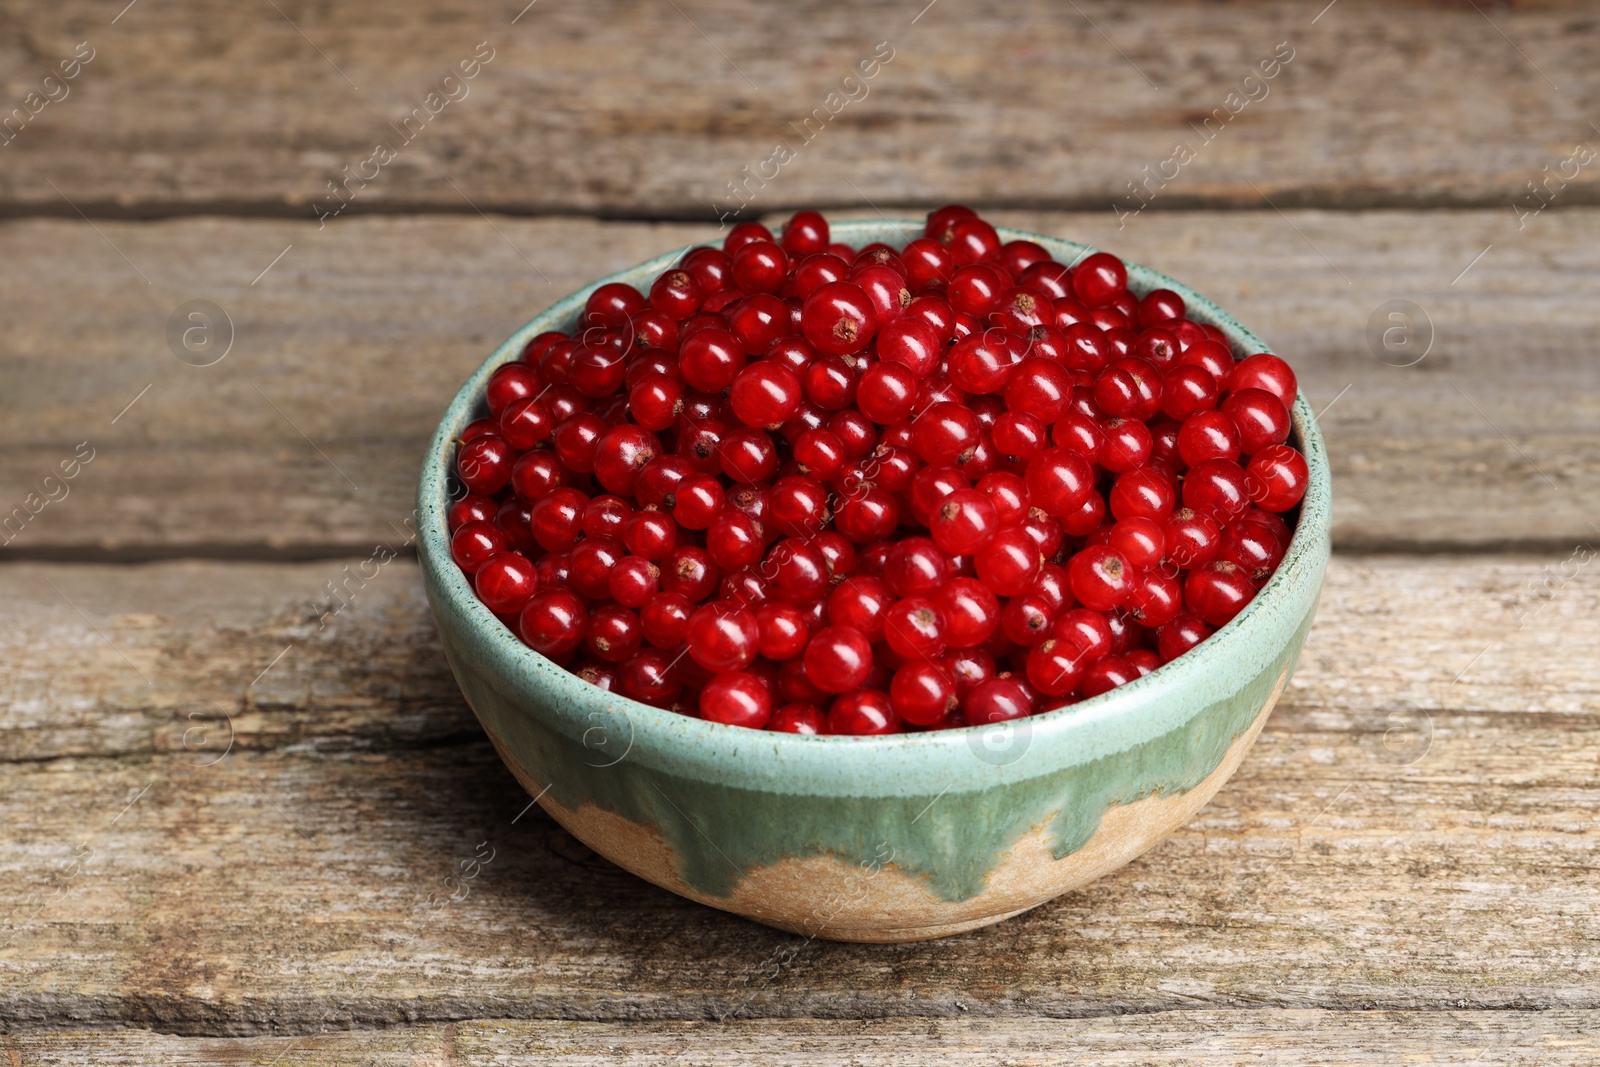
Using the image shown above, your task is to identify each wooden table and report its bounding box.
[4,1,1598,1061]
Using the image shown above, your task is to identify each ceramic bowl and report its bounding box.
[417,219,1331,943]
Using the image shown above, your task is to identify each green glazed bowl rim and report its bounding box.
[417,219,1332,796]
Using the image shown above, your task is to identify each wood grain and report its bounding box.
[4,552,1597,761]
[8,1012,1600,1065]
[2,209,1597,558]
[2,557,1597,1032]
[0,1,1596,217]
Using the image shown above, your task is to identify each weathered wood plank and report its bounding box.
[0,1,1596,216]
[9,1012,1600,1065]
[2,209,1596,556]
[4,551,1599,762]
[2,557,1598,1032]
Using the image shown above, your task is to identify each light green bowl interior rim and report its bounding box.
[417,219,1331,795]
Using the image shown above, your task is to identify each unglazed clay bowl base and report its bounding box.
[418,220,1332,944]
[481,675,1280,942]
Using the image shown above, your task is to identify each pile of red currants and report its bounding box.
[447,206,1308,736]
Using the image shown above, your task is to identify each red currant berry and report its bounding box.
[947,217,1001,265]
[1109,516,1166,568]
[803,625,874,693]
[565,536,622,601]
[930,488,999,555]
[1017,259,1073,300]
[801,356,859,411]
[764,538,829,605]
[890,661,957,726]
[672,473,725,530]
[608,556,661,608]
[496,396,553,451]
[976,471,1028,524]
[623,509,678,560]
[591,425,661,497]
[686,601,760,673]
[1080,654,1137,698]
[1179,337,1236,383]
[1160,364,1219,421]
[662,545,719,602]
[828,688,898,735]
[975,525,1041,597]
[1068,545,1134,611]
[639,591,693,648]
[726,292,787,355]
[679,328,746,393]
[720,427,778,485]
[1092,357,1163,421]
[702,670,772,729]
[1053,607,1114,661]
[1244,444,1309,512]
[754,602,809,660]
[1132,326,1181,370]
[710,511,764,575]
[925,203,978,241]
[791,252,850,297]
[616,649,683,706]
[823,575,891,643]
[767,703,826,734]
[1220,388,1292,455]
[876,317,943,377]
[883,597,947,659]
[1163,507,1222,568]
[946,263,1008,316]
[912,402,982,466]
[1052,412,1104,461]
[1182,458,1252,524]
[1099,418,1154,473]
[1005,358,1073,422]
[853,263,912,324]
[1217,519,1286,584]
[801,281,878,356]
[767,475,830,538]
[1157,613,1212,662]
[729,361,803,428]
[451,520,507,575]
[1229,353,1298,408]
[649,269,703,320]
[833,486,900,543]
[448,494,499,533]
[456,434,516,494]
[1109,466,1177,522]
[1025,447,1094,518]
[856,361,919,425]
[1026,639,1086,697]
[964,677,1034,725]
[584,604,642,664]
[992,410,1048,460]
[485,363,540,417]
[1178,409,1242,466]
[530,488,587,552]
[780,210,829,257]
[722,221,774,253]
[730,240,789,293]
[1072,252,1127,307]
[519,590,587,658]
[874,536,944,599]
[1000,593,1055,647]
[1184,560,1257,626]
[1126,568,1182,627]
[935,577,1001,648]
